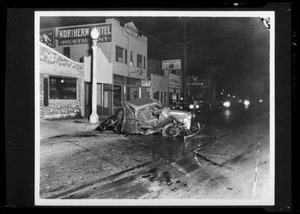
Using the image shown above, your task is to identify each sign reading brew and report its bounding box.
[40,29,55,47]
[162,59,181,70]
[126,26,138,38]
[58,24,112,46]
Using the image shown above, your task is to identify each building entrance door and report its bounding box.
[99,84,111,116]
[84,82,112,118]
[84,82,91,118]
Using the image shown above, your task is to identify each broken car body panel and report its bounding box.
[96,98,203,138]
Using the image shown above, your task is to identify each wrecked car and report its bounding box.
[96,98,204,138]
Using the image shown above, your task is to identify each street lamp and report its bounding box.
[89,27,100,123]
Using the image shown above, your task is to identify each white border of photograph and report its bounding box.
[35,10,275,206]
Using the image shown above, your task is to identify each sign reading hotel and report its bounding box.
[58,24,112,46]
[40,28,55,47]
[126,26,138,38]
[169,73,181,89]
[162,59,181,70]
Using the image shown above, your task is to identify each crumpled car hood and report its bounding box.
[168,109,191,118]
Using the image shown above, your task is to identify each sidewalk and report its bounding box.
[40,117,105,140]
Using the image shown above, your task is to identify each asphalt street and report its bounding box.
[39,102,271,203]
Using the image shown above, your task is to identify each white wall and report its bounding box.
[47,18,148,81]
[84,48,113,84]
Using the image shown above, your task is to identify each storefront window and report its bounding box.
[131,78,141,87]
[113,74,125,85]
[113,85,122,107]
[154,91,159,100]
[50,77,77,99]
[126,86,131,101]
[131,87,139,100]
[126,77,131,85]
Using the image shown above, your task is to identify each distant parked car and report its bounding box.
[171,100,201,114]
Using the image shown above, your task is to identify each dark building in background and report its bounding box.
[187,75,215,101]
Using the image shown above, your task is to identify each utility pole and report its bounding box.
[183,18,187,100]
[174,17,194,101]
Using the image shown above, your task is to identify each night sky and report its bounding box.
[40,15,270,99]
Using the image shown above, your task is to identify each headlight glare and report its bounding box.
[189,104,194,109]
[244,100,250,106]
[223,101,231,107]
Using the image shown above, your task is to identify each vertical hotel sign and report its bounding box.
[40,28,55,47]
[126,26,138,38]
[58,24,112,46]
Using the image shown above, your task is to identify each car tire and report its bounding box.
[162,123,180,138]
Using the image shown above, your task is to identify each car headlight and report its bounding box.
[183,117,189,124]
[195,104,199,109]
[189,104,194,109]
[223,101,231,107]
[180,106,183,109]
[244,100,250,106]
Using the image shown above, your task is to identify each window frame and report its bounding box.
[137,53,143,68]
[115,45,128,64]
[63,47,71,58]
[130,51,134,66]
[124,49,127,64]
[49,76,77,100]
[143,56,146,69]
[116,45,124,63]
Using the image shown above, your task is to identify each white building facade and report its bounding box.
[41,18,148,117]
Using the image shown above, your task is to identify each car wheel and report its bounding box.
[162,123,180,138]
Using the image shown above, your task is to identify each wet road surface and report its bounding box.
[40,104,271,201]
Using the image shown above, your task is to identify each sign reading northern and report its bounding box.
[40,28,55,47]
[58,24,112,46]
[162,59,181,70]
